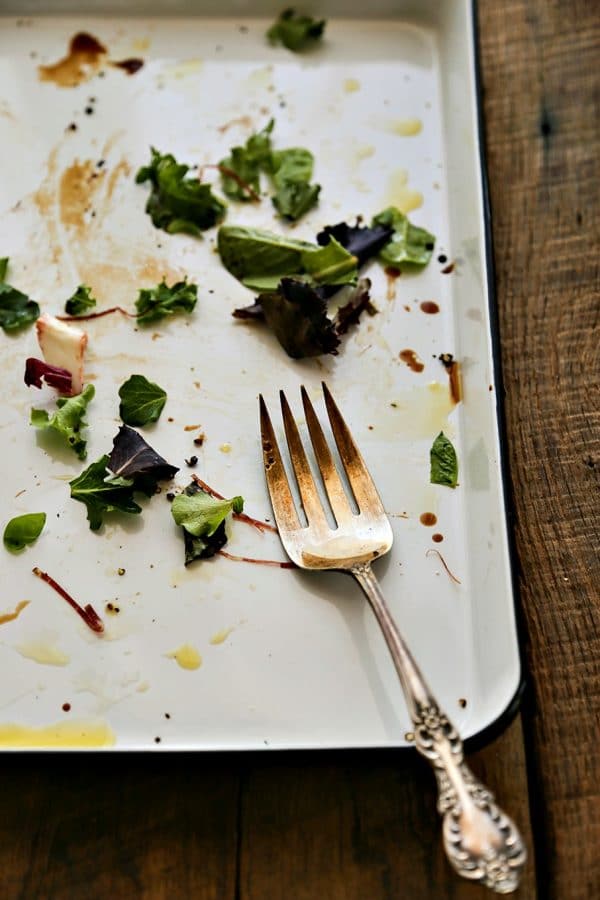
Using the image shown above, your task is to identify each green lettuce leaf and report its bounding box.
[3,512,46,553]
[430,432,458,488]
[118,374,167,426]
[135,279,198,325]
[217,225,314,288]
[0,258,40,333]
[64,284,97,316]
[31,384,95,459]
[270,148,320,220]
[373,207,435,269]
[267,9,326,52]
[70,455,142,531]
[301,237,358,286]
[220,119,274,201]
[136,147,226,236]
[171,481,244,563]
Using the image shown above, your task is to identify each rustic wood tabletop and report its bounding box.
[1,1,598,898]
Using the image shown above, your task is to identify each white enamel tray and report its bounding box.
[0,1,521,750]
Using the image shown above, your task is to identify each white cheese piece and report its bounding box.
[35,313,88,395]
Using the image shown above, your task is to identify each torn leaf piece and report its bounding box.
[69,455,142,531]
[171,480,244,564]
[0,258,40,332]
[136,147,226,236]
[135,279,198,325]
[316,220,392,266]
[64,284,97,316]
[430,431,458,488]
[258,278,340,358]
[31,384,95,460]
[270,147,320,220]
[219,119,274,201]
[107,424,179,491]
[373,207,435,269]
[36,313,87,395]
[25,358,73,394]
[267,9,326,52]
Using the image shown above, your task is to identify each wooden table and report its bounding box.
[1,2,598,897]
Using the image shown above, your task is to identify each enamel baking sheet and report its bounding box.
[0,2,521,750]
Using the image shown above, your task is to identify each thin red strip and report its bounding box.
[32,567,105,633]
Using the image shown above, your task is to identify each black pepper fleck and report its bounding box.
[84,106,94,115]
[185,455,198,467]
[166,492,175,502]
[437,253,447,264]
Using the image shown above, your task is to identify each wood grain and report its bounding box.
[477,0,600,897]
[0,755,239,900]
[238,717,536,899]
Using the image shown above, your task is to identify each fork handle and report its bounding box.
[351,563,527,894]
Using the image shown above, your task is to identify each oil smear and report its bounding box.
[0,601,30,626]
[167,644,202,670]
[0,720,115,748]
[16,640,70,667]
[210,627,234,646]
[385,169,423,213]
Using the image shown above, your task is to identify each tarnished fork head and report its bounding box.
[259,383,393,571]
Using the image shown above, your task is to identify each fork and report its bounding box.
[259,383,526,894]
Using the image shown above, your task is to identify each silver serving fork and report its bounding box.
[259,383,526,895]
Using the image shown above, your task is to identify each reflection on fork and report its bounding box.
[259,383,526,894]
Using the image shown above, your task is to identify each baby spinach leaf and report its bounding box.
[64,284,97,316]
[136,148,226,236]
[118,374,167,426]
[3,513,46,553]
[220,119,274,201]
[430,432,458,488]
[135,279,197,325]
[267,8,326,52]
[31,384,95,459]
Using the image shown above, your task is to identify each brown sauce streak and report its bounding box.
[432,533,444,543]
[38,32,107,87]
[59,160,96,229]
[419,512,437,527]
[217,115,253,133]
[420,301,439,315]
[384,266,401,300]
[111,58,144,75]
[441,262,455,274]
[399,348,425,373]
[439,354,463,404]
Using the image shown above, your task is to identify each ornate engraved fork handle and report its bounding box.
[351,563,527,894]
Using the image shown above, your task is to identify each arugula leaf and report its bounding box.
[267,8,326,52]
[220,119,274,201]
[270,148,320,220]
[430,432,458,488]
[259,278,340,358]
[0,258,40,333]
[172,481,243,564]
[136,147,226,236]
[373,207,435,269]
[3,513,46,553]
[107,424,179,492]
[316,221,393,266]
[118,374,167,426]
[135,279,197,325]
[31,384,95,459]
[70,455,142,531]
[218,225,314,289]
[64,284,97,316]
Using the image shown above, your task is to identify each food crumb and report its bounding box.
[405,731,415,742]
[117,567,125,576]
[167,417,174,423]
[185,455,198,467]
[66,122,78,132]
[184,424,202,431]
[164,712,171,719]
[154,736,161,743]
[458,698,467,708]
[432,533,444,543]
[62,702,71,712]
[193,434,205,447]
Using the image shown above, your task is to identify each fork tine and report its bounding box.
[259,395,301,535]
[321,382,386,516]
[300,385,353,525]
[280,391,328,529]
